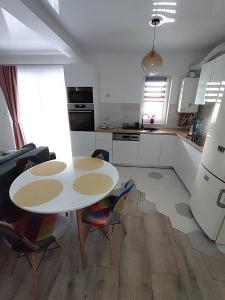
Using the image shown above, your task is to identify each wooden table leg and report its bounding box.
[76,209,87,268]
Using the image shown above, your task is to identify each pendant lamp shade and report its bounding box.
[142,17,162,76]
[142,50,162,76]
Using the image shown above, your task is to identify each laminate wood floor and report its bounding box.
[1,189,225,300]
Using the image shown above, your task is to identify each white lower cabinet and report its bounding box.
[70,132,96,157]
[95,132,113,162]
[138,134,162,166]
[113,140,139,165]
[173,138,201,193]
[159,135,177,166]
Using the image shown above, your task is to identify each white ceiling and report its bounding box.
[0,8,59,54]
[55,0,225,52]
[1,0,225,56]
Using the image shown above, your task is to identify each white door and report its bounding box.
[70,132,96,157]
[190,164,225,240]
[138,134,162,166]
[113,141,139,165]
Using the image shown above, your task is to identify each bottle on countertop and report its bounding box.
[149,114,155,125]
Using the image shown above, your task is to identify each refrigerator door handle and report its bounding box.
[217,189,225,208]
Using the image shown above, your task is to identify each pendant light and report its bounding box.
[142,17,162,76]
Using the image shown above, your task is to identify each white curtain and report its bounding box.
[18,65,72,160]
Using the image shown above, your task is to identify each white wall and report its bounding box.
[0,89,15,151]
[64,51,206,128]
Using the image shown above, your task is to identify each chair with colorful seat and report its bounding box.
[91,149,109,162]
[0,213,68,300]
[82,179,135,239]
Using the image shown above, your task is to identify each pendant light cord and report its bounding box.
[152,23,156,51]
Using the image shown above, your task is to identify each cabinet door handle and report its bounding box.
[217,189,225,208]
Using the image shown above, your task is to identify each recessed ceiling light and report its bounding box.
[152,8,176,14]
[153,2,177,6]
[149,14,175,26]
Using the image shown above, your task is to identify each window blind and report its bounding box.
[143,77,168,102]
[142,76,170,123]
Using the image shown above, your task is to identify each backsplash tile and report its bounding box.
[98,103,140,127]
[196,103,215,135]
[98,102,179,128]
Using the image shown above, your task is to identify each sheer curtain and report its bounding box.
[18,65,72,160]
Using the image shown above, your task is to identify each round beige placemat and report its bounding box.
[74,157,104,171]
[14,179,63,207]
[73,173,113,195]
[31,161,67,176]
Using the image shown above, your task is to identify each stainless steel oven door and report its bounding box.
[68,109,95,131]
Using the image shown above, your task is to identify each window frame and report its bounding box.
[141,76,172,124]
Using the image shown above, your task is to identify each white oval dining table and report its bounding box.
[9,157,119,267]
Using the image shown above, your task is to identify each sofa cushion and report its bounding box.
[0,143,36,166]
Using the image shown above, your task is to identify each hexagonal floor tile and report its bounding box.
[188,230,219,256]
[175,203,193,219]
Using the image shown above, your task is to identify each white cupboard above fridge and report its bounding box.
[177,78,199,113]
[195,54,225,105]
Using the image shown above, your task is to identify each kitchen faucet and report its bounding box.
[141,114,150,129]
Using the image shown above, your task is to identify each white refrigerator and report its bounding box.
[190,96,225,244]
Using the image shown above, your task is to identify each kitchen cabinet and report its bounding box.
[95,132,113,162]
[138,134,162,166]
[70,132,96,157]
[207,54,225,102]
[195,60,214,105]
[159,135,177,166]
[173,138,201,194]
[177,78,199,113]
[113,140,139,165]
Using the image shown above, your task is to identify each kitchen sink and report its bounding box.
[141,128,160,133]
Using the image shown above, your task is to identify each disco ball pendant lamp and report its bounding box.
[142,17,162,76]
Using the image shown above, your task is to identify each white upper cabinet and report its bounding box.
[177,78,199,113]
[207,54,225,103]
[195,60,214,105]
[195,54,225,105]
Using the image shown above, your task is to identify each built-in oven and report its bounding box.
[67,87,93,103]
[68,103,95,131]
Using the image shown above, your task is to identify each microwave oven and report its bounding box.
[67,87,93,103]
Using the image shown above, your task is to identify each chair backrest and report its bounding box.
[91,149,109,162]
[0,221,38,252]
[16,155,42,174]
[112,179,135,214]
[0,155,43,222]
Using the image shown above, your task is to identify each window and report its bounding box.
[142,76,171,124]
[18,66,72,160]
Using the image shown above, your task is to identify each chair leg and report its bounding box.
[108,224,113,239]
[56,239,64,250]
[120,216,127,234]
[31,253,38,300]
[9,253,17,275]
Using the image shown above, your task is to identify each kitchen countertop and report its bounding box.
[96,127,204,152]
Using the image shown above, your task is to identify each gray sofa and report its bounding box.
[0,144,56,222]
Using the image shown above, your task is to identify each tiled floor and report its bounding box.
[116,166,225,255]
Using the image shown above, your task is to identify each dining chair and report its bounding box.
[82,179,135,239]
[91,149,109,162]
[0,155,43,223]
[0,213,68,300]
